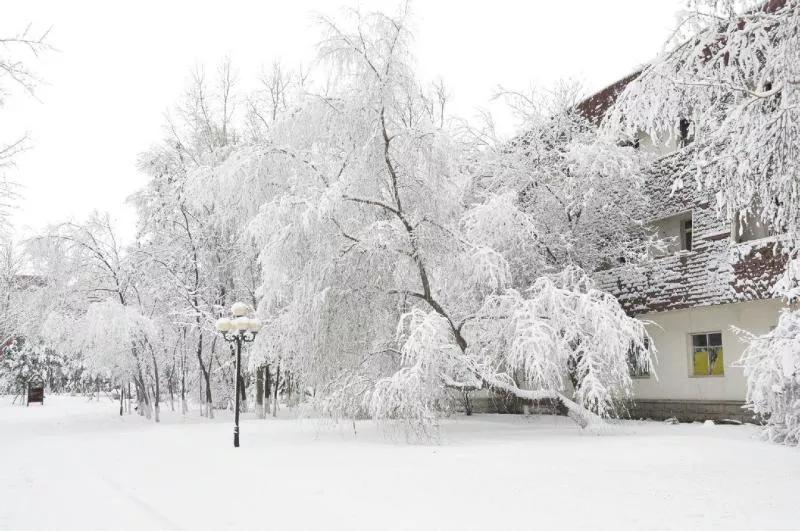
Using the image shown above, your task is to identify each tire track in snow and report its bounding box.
[99,473,184,531]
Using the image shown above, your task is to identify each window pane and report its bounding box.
[692,334,707,347]
[682,219,693,251]
[627,341,650,378]
[679,118,692,146]
[692,346,724,376]
[693,350,709,376]
[709,333,722,346]
[709,346,724,375]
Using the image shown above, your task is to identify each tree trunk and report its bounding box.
[196,327,214,419]
[482,375,596,428]
[272,361,280,417]
[139,380,151,420]
[264,364,271,415]
[255,365,265,419]
[143,387,151,419]
[180,381,188,415]
[151,348,161,423]
[151,385,160,423]
[206,377,214,418]
[167,371,174,412]
[133,352,149,417]
[199,372,205,417]
[119,383,124,416]
[180,344,188,415]
[134,380,142,415]
[238,373,247,414]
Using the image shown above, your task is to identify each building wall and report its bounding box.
[633,298,785,402]
[467,298,785,421]
[591,132,787,421]
[578,61,791,420]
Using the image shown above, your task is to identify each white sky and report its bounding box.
[3,0,682,243]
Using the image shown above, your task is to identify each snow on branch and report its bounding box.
[467,268,654,419]
[737,309,800,445]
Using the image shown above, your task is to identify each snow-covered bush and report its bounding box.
[0,338,64,393]
[738,310,800,445]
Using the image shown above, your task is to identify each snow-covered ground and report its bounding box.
[1,396,799,531]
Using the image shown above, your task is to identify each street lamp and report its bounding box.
[215,303,262,448]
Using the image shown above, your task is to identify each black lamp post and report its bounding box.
[216,302,262,448]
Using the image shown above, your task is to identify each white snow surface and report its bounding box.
[2,396,799,531]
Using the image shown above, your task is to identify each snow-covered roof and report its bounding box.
[594,160,787,315]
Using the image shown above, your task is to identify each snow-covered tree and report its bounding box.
[63,300,164,419]
[738,310,800,444]
[0,241,72,394]
[201,7,655,434]
[32,215,158,416]
[0,29,50,364]
[475,85,657,284]
[0,25,51,236]
[133,59,271,418]
[1,242,27,349]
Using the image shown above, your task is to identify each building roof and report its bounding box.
[575,71,640,124]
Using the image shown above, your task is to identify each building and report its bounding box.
[580,77,789,423]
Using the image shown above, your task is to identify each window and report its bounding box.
[678,118,692,147]
[617,136,639,149]
[628,338,651,378]
[691,332,724,377]
[681,218,693,251]
[618,136,640,150]
[732,207,775,243]
[648,211,693,257]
